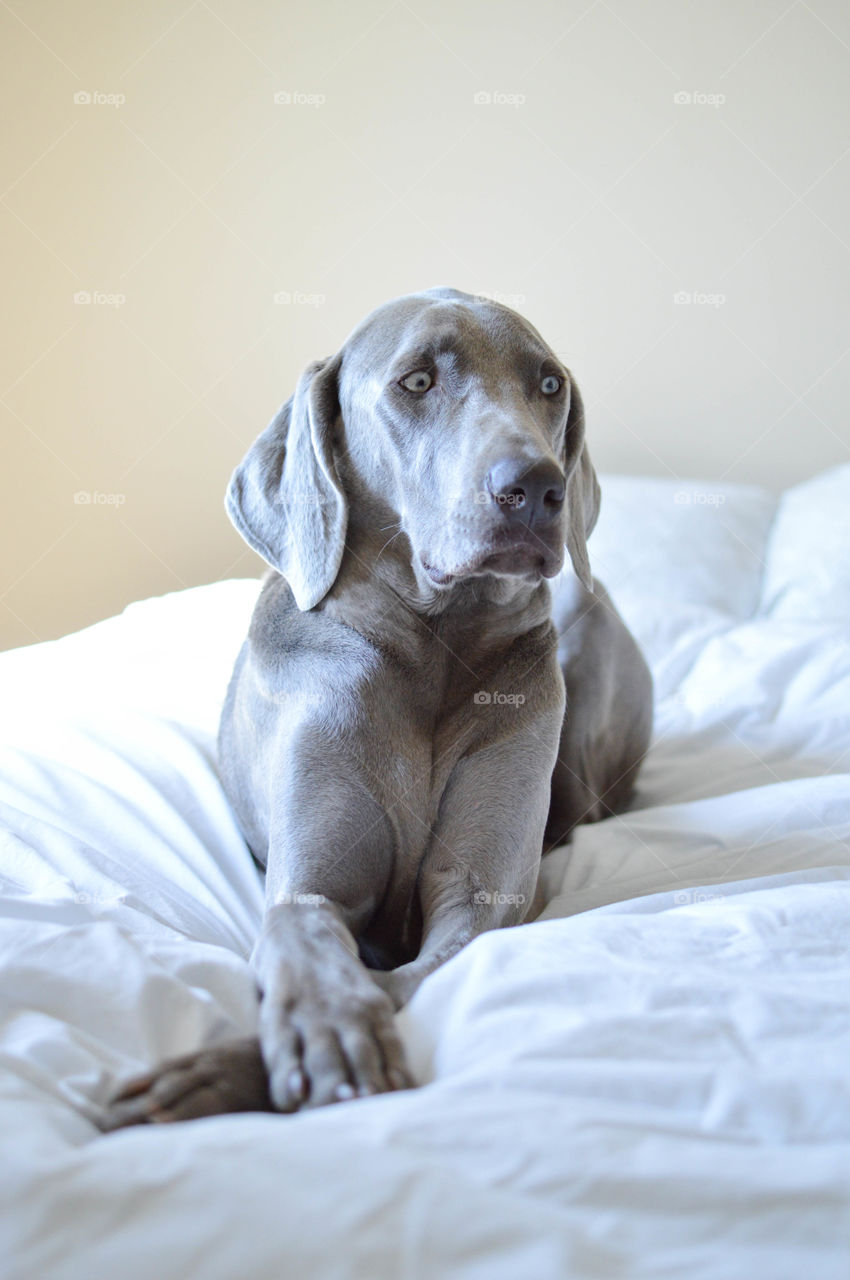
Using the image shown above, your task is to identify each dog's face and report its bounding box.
[226,288,599,612]
[338,289,587,593]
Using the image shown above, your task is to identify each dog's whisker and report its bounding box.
[375,528,404,563]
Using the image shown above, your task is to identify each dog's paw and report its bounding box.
[259,982,413,1112]
[99,1036,273,1131]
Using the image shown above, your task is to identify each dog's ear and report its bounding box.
[563,377,600,591]
[226,355,347,611]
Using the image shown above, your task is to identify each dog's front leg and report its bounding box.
[373,725,559,1010]
[251,892,411,1110]
[245,741,417,1110]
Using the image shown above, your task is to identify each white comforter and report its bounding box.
[2,467,850,1279]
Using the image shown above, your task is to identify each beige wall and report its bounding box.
[2,0,849,648]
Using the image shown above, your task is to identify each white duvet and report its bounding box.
[2,467,850,1279]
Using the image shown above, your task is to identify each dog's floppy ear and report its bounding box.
[226,355,347,611]
[563,376,600,591]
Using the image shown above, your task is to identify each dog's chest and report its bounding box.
[360,649,529,845]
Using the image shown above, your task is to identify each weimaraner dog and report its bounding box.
[103,287,652,1128]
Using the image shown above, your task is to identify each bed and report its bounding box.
[2,465,849,1278]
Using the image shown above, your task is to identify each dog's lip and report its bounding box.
[422,529,561,585]
[477,544,547,575]
[421,560,454,585]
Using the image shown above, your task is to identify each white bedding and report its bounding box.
[2,466,850,1278]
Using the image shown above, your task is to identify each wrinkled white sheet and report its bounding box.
[2,466,850,1279]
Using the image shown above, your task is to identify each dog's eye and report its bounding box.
[400,370,433,393]
[540,374,562,395]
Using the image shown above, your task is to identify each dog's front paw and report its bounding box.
[100,1036,273,1130]
[259,978,412,1112]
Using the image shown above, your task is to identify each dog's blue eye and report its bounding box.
[400,370,433,393]
[540,375,562,395]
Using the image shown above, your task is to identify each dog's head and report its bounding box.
[227,288,599,610]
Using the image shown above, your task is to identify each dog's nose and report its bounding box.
[485,457,565,525]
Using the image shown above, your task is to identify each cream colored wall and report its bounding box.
[2,0,849,648]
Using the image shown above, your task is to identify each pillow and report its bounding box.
[583,473,778,694]
[760,464,850,621]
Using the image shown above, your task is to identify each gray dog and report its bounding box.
[104,288,652,1128]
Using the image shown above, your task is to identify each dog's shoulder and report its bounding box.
[245,571,380,682]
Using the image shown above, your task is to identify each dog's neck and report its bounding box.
[321,516,555,654]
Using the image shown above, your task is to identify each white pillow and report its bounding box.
[760,464,850,620]
[585,473,778,692]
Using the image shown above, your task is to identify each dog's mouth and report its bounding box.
[422,528,562,587]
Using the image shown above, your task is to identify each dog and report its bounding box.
[103,287,652,1128]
